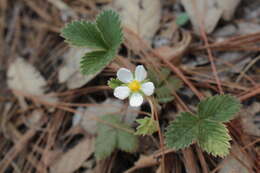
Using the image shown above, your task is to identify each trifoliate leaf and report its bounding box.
[61,10,123,75]
[96,10,123,48]
[176,13,189,26]
[61,21,108,49]
[95,115,138,160]
[167,76,183,91]
[108,78,124,89]
[148,67,183,103]
[117,127,138,152]
[135,117,157,136]
[165,94,241,157]
[198,120,231,157]
[165,112,199,150]
[80,49,115,75]
[95,124,117,160]
[148,67,171,86]
[155,76,183,103]
[155,86,174,103]
[198,95,241,122]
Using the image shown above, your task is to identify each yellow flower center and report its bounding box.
[128,80,141,92]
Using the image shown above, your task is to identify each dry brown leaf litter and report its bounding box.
[0,0,259,173]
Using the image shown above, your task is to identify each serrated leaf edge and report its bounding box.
[96,9,124,48]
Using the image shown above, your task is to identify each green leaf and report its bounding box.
[148,67,171,86]
[108,78,123,89]
[155,76,182,103]
[198,120,231,157]
[156,86,174,103]
[96,10,123,48]
[167,76,183,91]
[176,13,189,26]
[148,67,183,103]
[95,125,117,160]
[165,112,199,150]
[61,21,108,49]
[165,94,241,157]
[135,117,158,136]
[61,10,123,75]
[95,115,138,160]
[80,49,115,75]
[198,95,241,122]
[117,127,138,152]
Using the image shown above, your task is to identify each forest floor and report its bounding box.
[0,0,259,173]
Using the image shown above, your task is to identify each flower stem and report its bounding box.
[147,97,166,173]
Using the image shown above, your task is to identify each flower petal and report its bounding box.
[114,86,130,100]
[135,65,147,81]
[129,93,143,107]
[141,82,155,96]
[117,68,133,83]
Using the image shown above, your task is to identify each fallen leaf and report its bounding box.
[219,145,252,173]
[8,58,47,95]
[50,138,94,173]
[181,0,222,34]
[237,22,260,35]
[218,0,241,20]
[58,48,101,89]
[113,0,161,43]
[7,57,58,107]
[73,99,139,134]
[241,102,260,136]
[181,0,240,34]
[154,30,191,64]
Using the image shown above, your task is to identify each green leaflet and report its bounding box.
[148,67,183,104]
[198,120,231,157]
[165,112,199,150]
[156,76,183,103]
[96,10,123,48]
[80,49,115,75]
[135,117,158,136]
[198,95,241,122]
[95,115,138,160]
[61,21,108,49]
[165,95,241,157]
[61,10,123,75]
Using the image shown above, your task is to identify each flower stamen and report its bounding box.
[128,80,141,92]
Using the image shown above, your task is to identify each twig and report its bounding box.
[192,0,223,94]
[239,86,260,101]
[147,97,166,173]
[236,55,260,82]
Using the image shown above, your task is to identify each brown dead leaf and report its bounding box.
[181,0,222,34]
[73,99,139,134]
[154,30,192,64]
[219,145,252,173]
[241,102,260,136]
[7,57,58,109]
[7,58,47,95]
[181,0,240,34]
[219,0,241,20]
[50,138,94,173]
[113,0,161,43]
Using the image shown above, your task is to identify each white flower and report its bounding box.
[113,65,155,107]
